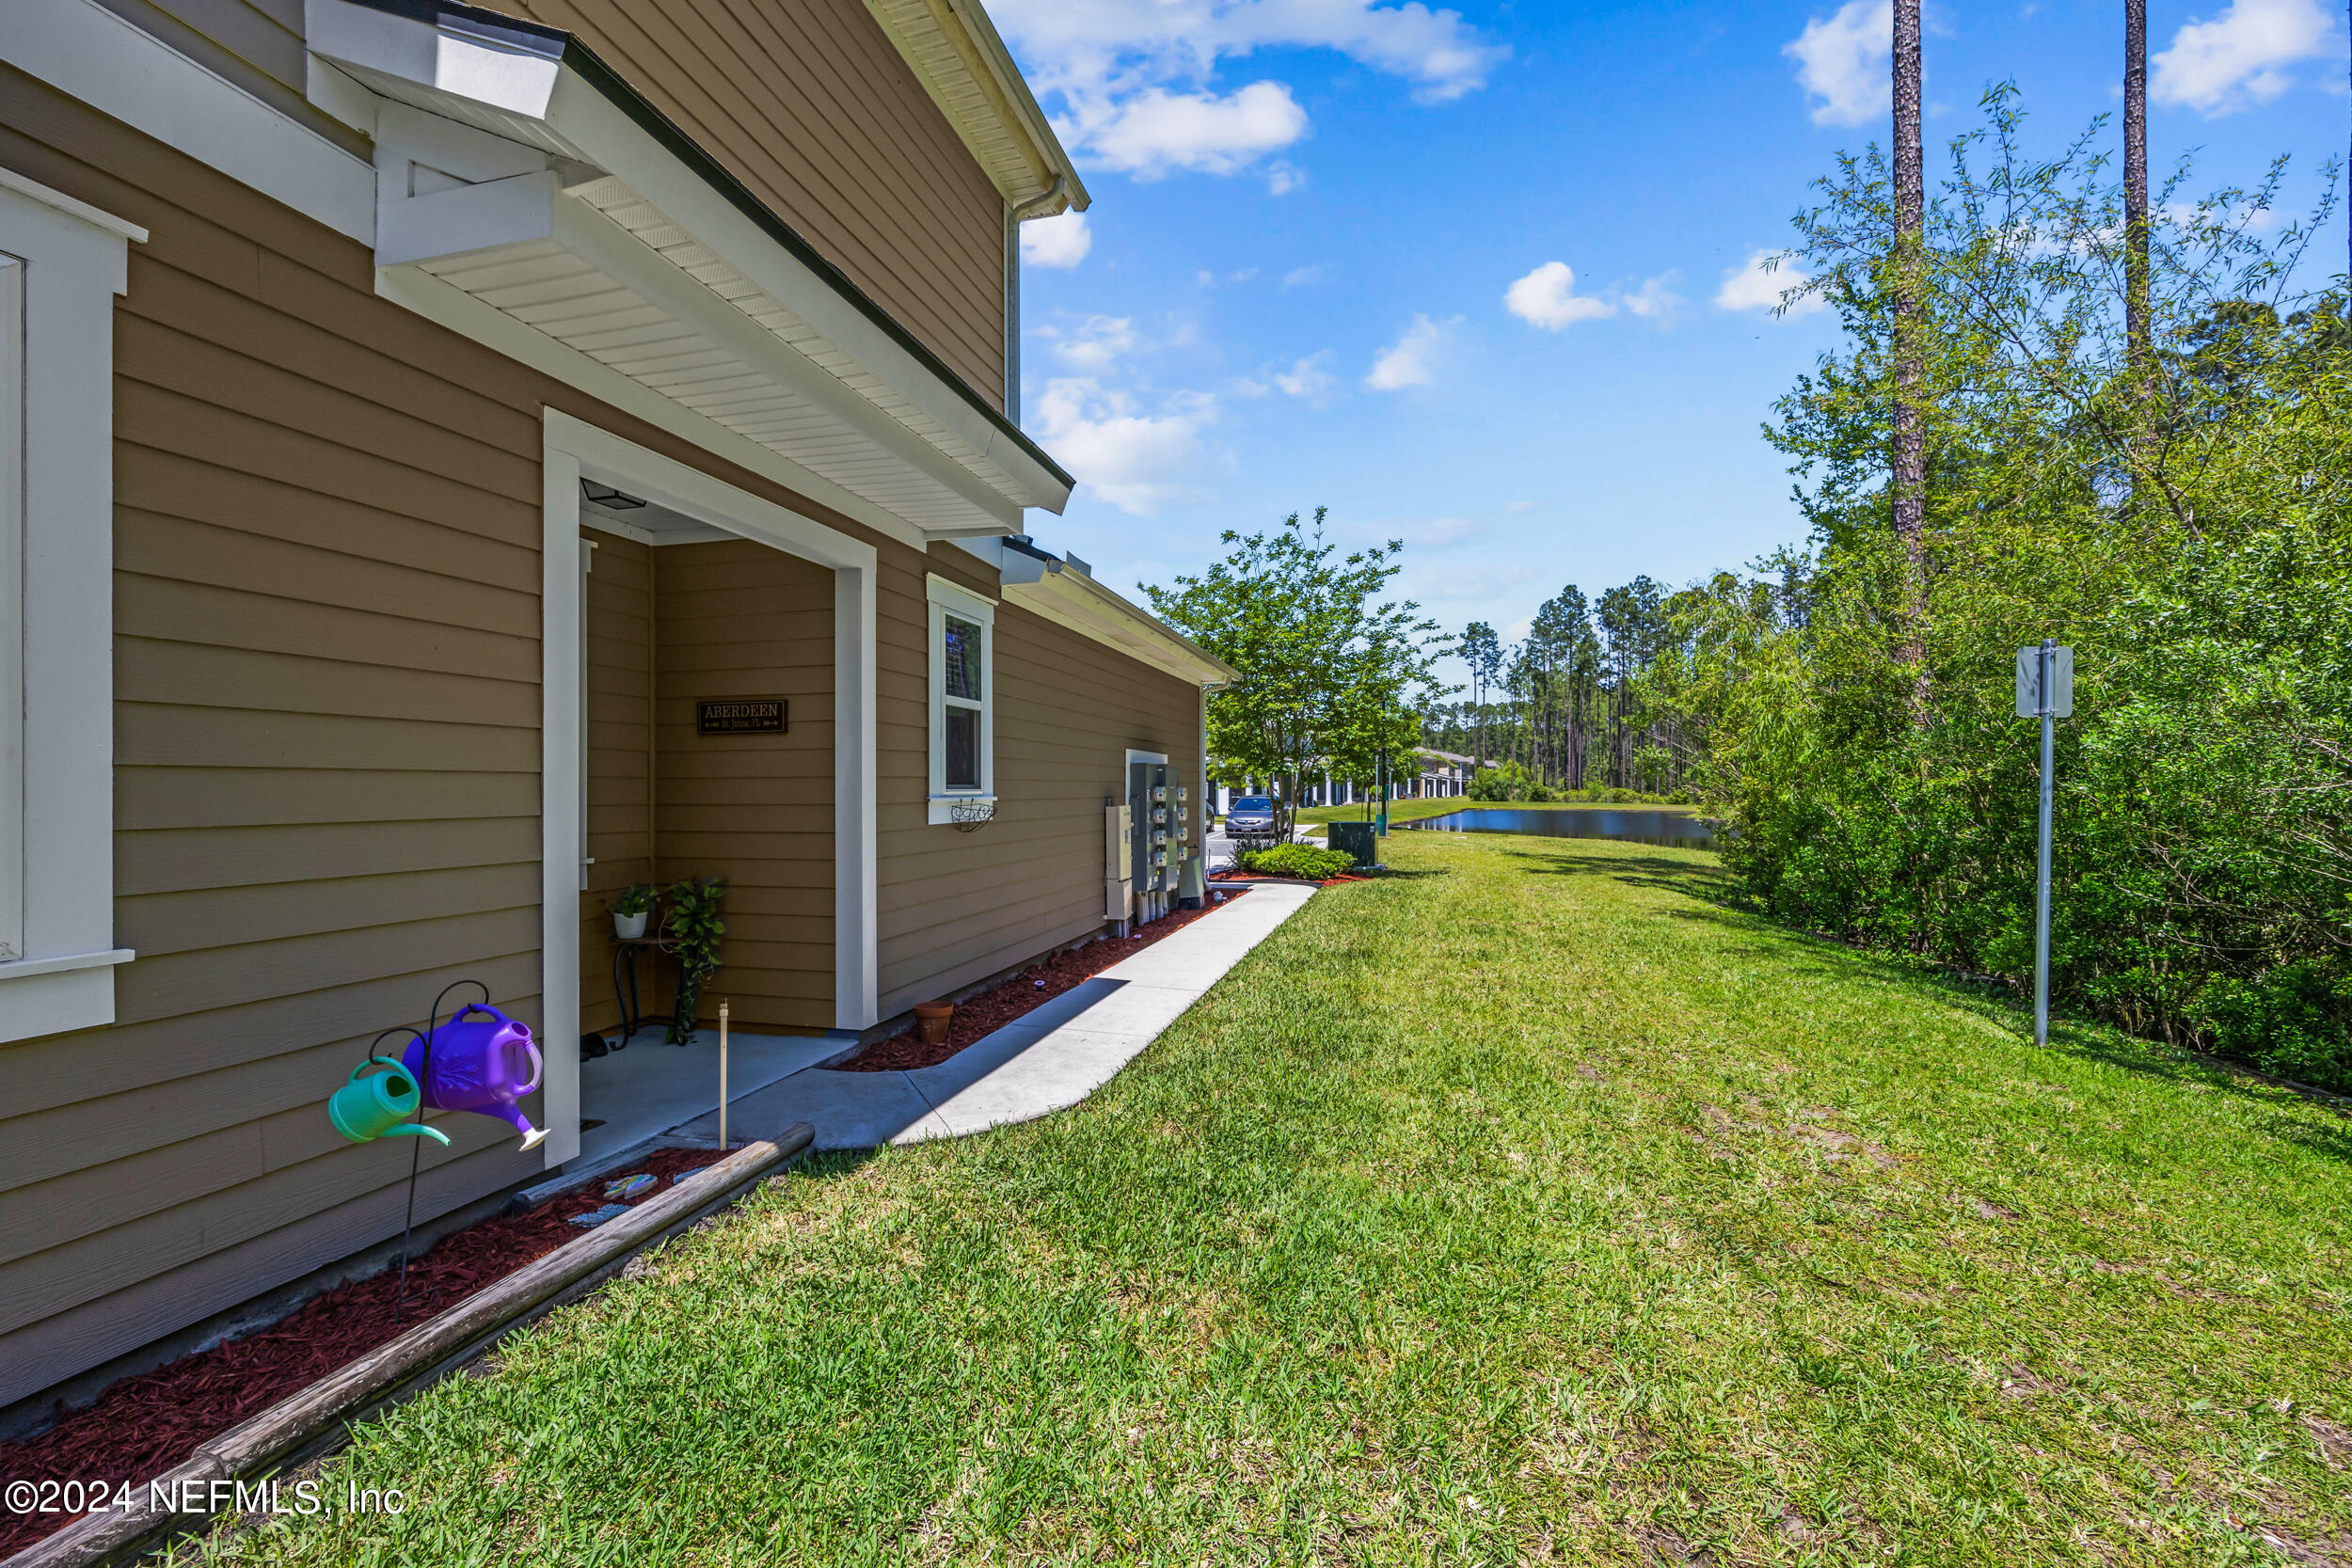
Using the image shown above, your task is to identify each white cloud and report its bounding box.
[1021,209,1091,269]
[995,0,1508,107]
[1265,161,1305,195]
[1082,82,1309,178]
[1503,499,1537,514]
[1785,0,1893,126]
[1366,314,1456,390]
[1714,249,1827,315]
[1503,261,1614,328]
[1281,264,1324,288]
[2152,0,2334,116]
[1044,314,1140,372]
[1031,378,1222,515]
[993,0,1506,185]
[1623,273,1683,319]
[1273,352,1337,398]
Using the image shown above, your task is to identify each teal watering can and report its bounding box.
[328,1056,451,1147]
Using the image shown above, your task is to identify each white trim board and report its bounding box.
[539,412,879,1168]
[4,0,375,242]
[0,177,140,1046]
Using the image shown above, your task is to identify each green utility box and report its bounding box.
[1327,820,1378,869]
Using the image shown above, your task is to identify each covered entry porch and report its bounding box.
[540,413,879,1169]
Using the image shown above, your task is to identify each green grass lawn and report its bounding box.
[196,833,2352,1566]
[1293,796,1695,827]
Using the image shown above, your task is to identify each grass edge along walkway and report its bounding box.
[190,832,2352,1567]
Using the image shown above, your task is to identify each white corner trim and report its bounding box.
[0,168,149,245]
[5,0,375,243]
[835,564,879,1029]
[538,411,881,1044]
[537,443,583,1169]
[382,264,936,554]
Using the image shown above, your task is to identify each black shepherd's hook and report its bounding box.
[388,979,489,1327]
[367,1024,429,1325]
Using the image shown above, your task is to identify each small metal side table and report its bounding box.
[609,934,676,1049]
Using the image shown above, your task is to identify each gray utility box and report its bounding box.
[1327,821,1378,869]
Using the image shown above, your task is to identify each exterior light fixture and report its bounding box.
[580,479,646,511]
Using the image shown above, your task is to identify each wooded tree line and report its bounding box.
[1642,46,2351,1092]
[1424,579,1713,798]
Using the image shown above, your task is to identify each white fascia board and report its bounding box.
[548,196,1021,531]
[538,73,1073,513]
[7,0,376,242]
[378,262,937,553]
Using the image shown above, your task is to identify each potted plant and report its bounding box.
[663,876,726,1044]
[612,882,657,941]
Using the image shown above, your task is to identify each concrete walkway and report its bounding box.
[682,882,1316,1151]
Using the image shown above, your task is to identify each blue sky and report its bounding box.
[988,0,2346,663]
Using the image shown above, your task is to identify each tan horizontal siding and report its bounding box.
[649,538,834,1034]
[0,1140,536,1398]
[502,0,1009,407]
[0,71,564,1409]
[581,532,655,1037]
[873,551,1205,1017]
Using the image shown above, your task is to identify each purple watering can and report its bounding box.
[402,1002,546,1150]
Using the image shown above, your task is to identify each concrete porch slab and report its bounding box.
[665,882,1317,1152]
[576,1026,850,1167]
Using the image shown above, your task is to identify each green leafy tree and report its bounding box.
[1145,509,1448,841]
[1662,95,2352,1086]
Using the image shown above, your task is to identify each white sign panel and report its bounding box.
[2014,645,2074,719]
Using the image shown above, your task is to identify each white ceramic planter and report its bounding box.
[613,911,648,941]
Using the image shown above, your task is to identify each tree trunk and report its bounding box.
[1892,0,1931,721]
[2123,0,2150,369]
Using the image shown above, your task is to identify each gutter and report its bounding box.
[995,537,1239,687]
[328,0,1075,497]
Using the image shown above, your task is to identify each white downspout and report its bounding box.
[1004,175,1069,415]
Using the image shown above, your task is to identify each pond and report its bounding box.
[1400,808,1717,848]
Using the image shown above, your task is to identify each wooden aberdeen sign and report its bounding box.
[696,697,787,736]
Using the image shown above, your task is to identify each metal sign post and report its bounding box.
[2014,641,2074,1048]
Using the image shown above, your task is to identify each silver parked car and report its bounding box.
[1225,795,1278,834]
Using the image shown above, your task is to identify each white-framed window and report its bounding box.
[0,171,142,1044]
[926,574,995,823]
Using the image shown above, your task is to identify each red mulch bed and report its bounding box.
[1211,869,1372,887]
[0,1145,726,1555]
[838,888,1254,1073]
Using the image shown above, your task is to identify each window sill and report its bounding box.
[0,948,134,1044]
[0,946,135,981]
[927,793,997,826]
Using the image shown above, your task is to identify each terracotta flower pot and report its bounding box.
[914,1001,954,1045]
